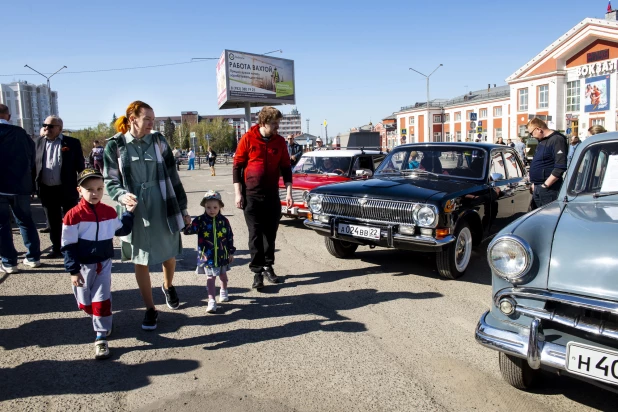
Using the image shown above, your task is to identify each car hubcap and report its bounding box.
[454,227,472,272]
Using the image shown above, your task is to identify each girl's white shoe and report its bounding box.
[219,289,229,302]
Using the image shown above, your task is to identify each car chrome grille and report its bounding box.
[322,195,416,225]
[279,188,307,203]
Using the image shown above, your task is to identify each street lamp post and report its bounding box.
[409,64,442,142]
[24,65,67,116]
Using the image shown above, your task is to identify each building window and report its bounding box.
[494,107,502,117]
[591,118,605,127]
[495,128,502,138]
[468,131,476,141]
[480,109,487,118]
[566,80,580,112]
[444,113,450,122]
[456,131,461,140]
[518,89,528,111]
[433,132,441,141]
[433,114,442,123]
[445,132,451,141]
[538,85,549,109]
[455,112,461,121]
[518,125,527,137]
[408,116,415,125]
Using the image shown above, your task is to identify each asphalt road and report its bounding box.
[1,164,616,411]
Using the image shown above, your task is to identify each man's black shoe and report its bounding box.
[252,273,264,289]
[44,250,62,259]
[142,308,158,331]
[263,267,281,284]
[40,227,50,233]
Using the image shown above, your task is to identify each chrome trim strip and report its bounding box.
[527,318,542,369]
[475,311,566,371]
[495,288,618,315]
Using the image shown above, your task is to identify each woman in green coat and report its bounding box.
[104,100,191,331]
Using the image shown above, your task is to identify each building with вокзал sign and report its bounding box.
[216,49,296,109]
[394,9,618,146]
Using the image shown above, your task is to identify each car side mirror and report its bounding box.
[490,172,504,182]
[355,169,373,178]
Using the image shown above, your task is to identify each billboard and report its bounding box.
[216,49,295,109]
[584,75,610,112]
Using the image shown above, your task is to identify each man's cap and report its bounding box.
[77,169,104,186]
[315,137,323,142]
[200,190,222,207]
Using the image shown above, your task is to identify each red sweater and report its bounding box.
[233,125,292,196]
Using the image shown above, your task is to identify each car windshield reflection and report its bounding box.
[293,156,352,176]
[375,147,487,179]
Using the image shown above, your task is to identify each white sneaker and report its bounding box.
[219,289,229,302]
[22,258,41,268]
[0,263,18,274]
[94,340,110,360]
[206,299,217,313]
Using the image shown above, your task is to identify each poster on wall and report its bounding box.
[584,75,610,112]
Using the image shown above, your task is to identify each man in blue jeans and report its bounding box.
[0,104,41,273]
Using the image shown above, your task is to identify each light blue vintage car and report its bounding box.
[476,131,618,392]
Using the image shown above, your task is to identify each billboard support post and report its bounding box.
[245,102,251,138]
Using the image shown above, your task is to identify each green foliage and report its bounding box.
[173,118,237,154]
[163,117,176,147]
[68,122,116,156]
[110,113,117,131]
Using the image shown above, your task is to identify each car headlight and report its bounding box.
[487,235,534,282]
[309,194,323,213]
[414,205,437,227]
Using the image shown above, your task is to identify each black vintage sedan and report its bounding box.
[304,143,532,279]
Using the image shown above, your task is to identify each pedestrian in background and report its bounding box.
[233,106,293,290]
[34,115,85,259]
[287,135,303,166]
[315,137,326,150]
[208,148,217,176]
[588,125,607,136]
[61,169,135,359]
[527,117,568,208]
[184,191,235,313]
[496,137,506,145]
[506,138,515,148]
[0,104,41,273]
[104,101,191,331]
[514,137,526,166]
[172,147,181,171]
[567,136,581,167]
[187,148,195,170]
[90,140,104,173]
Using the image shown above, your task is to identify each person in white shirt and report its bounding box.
[187,149,195,170]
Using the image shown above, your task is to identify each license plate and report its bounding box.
[281,206,287,213]
[566,342,618,385]
[337,223,380,240]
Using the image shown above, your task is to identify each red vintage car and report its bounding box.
[279,149,386,218]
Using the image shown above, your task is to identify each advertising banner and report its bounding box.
[217,49,296,109]
[584,75,610,112]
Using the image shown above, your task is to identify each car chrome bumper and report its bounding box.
[303,218,455,248]
[475,311,567,371]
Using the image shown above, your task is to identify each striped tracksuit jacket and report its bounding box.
[61,198,133,334]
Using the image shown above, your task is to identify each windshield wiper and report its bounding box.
[593,191,618,198]
[401,169,444,178]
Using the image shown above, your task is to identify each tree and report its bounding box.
[110,113,117,131]
[164,118,176,146]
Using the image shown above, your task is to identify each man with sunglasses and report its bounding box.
[527,117,568,209]
[34,116,85,258]
[0,104,41,273]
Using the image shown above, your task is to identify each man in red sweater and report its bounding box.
[233,107,293,289]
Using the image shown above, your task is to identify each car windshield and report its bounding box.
[569,140,618,196]
[293,156,353,176]
[374,146,487,179]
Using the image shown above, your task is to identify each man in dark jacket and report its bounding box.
[233,107,293,289]
[527,117,568,208]
[286,134,303,167]
[0,104,41,273]
[34,115,85,258]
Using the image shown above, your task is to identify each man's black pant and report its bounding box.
[39,184,78,252]
[532,181,562,210]
[243,194,281,273]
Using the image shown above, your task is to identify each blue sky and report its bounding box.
[2,0,612,137]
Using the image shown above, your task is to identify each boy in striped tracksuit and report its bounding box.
[61,169,135,360]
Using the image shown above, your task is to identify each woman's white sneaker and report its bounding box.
[219,289,229,302]
[206,299,217,313]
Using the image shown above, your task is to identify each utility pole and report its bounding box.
[24,65,67,116]
[409,64,443,142]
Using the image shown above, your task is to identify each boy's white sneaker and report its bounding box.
[206,299,217,313]
[94,339,110,360]
[22,258,41,268]
[219,289,229,302]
